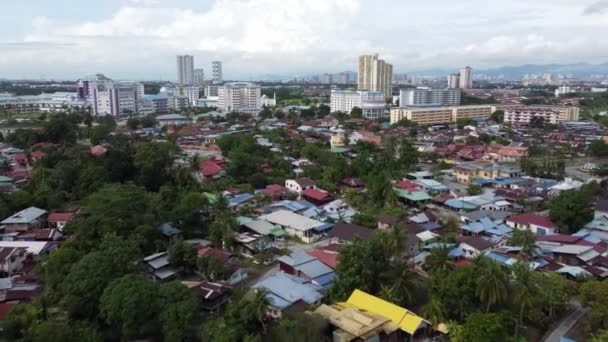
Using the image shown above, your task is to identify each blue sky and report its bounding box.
[1,0,608,80]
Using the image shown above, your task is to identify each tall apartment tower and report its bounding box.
[448,73,461,89]
[176,55,194,85]
[193,69,205,85]
[459,66,473,89]
[358,54,393,99]
[212,61,223,83]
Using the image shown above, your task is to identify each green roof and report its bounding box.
[270,227,286,237]
[0,176,13,183]
[330,147,350,154]
[393,188,432,202]
[202,192,219,204]
[236,216,254,225]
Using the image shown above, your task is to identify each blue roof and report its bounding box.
[444,199,478,210]
[159,223,181,237]
[472,178,494,185]
[423,243,456,251]
[421,222,442,231]
[485,251,512,265]
[252,273,324,310]
[313,223,334,232]
[313,272,337,288]
[493,177,526,186]
[228,193,255,208]
[272,200,310,212]
[296,260,334,279]
[448,248,464,258]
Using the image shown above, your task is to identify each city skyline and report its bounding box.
[1,0,608,79]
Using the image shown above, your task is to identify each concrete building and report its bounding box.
[496,105,580,124]
[390,105,493,125]
[330,89,385,119]
[194,68,205,86]
[205,85,220,97]
[358,54,393,99]
[459,66,473,89]
[322,73,333,84]
[77,74,113,103]
[93,81,142,116]
[139,94,189,115]
[0,93,87,113]
[177,55,194,85]
[448,73,461,89]
[218,82,262,114]
[212,61,223,83]
[260,94,276,107]
[399,88,461,107]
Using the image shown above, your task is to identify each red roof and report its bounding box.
[30,151,47,159]
[90,145,108,157]
[200,160,224,177]
[197,246,232,263]
[535,234,580,244]
[302,188,332,202]
[454,259,471,268]
[307,250,338,269]
[12,154,26,162]
[433,194,455,204]
[34,229,57,241]
[507,214,556,229]
[260,184,288,197]
[394,180,421,192]
[48,212,75,223]
[0,303,16,320]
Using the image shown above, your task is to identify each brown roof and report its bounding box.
[294,178,315,188]
[329,223,376,242]
[458,236,494,251]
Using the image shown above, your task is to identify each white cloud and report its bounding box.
[2,0,608,79]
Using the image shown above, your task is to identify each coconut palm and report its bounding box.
[475,259,509,312]
[511,262,534,337]
[421,297,446,328]
[426,245,453,274]
[249,289,271,334]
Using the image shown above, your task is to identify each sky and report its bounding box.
[1,0,608,80]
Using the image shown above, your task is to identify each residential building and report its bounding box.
[330,89,385,119]
[143,252,179,281]
[93,81,142,116]
[358,54,393,98]
[496,105,580,124]
[212,61,223,83]
[448,73,461,89]
[260,94,276,107]
[193,68,205,85]
[77,73,113,103]
[176,55,194,85]
[285,178,316,196]
[390,105,493,125]
[189,281,232,312]
[459,66,473,89]
[399,88,461,107]
[328,223,376,244]
[217,82,262,114]
[277,250,336,288]
[157,114,192,127]
[506,214,557,235]
[252,273,324,319]
[1,207,47,232]
[205,85,220,97]
[47,212,75,232]
[0,247,27,276]
[0,93,88,114]
[161,85,200,106]
[258,210,326,244]
[453,162,521,184]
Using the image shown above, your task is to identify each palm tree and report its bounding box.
[249,289,270,334]
[426,246,453,274]
[379,262,416,306]
[475,259,508,312]
[421,297,446,328]
[512,262,534,337]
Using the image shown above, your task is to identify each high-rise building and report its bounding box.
[77,74,113,102]
[399,88,461,107]
[448,73,461,89]
[93,81,141,116]
[338,72,349,85]
[357,54,393,99]
[322,73,333,84]
[218,82,261,114]
[193,69,205,85]
[176,55,194,85]
[212,61,223,83]
[330,89,385,119]
[459,66,473,89]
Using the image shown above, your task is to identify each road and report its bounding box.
[541,301,590,342]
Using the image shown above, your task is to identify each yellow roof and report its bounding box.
[345,289,425,335]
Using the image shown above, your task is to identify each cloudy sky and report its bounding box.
[1,0,607,80]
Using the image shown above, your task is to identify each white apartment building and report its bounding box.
[330,89,386,119]
[93,82,141,116]
[77,74,113,102]
[399,88,461,107]
[212,61,223,83]
[503,107,559,125]
[218,82,262,114]
[194,68,205,86]
[448,73,461,89]
[358,54,393,99]
[459,66,473,89]
[177,55,194,85]
[0,93,88,113]
[495,105,580,123]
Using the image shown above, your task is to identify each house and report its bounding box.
[506,214,557,235]
[551,245,598,267]
[285,178,316,196]
[277,250,336,288]
[302,188,333,206]
[251,273,324,319]
[258,210,327,244]
[314,289,428,341]
[328,223,376,244]
[47,211,75,232]
[413,179,450,195]
[33,228,61,241]
[143,252,179,281]
[258,184,289,200]
[233,232,273,259]
[157,113,192,127]
[453,162,521,184]
[158,223,182,240]
[1,207,47,232]
[197,247,248,284]
[340,178,365,192]
[0,247,27,277]
[549,178,584,195]
[188,281,232,312]
[457,236,495,258]
[225,192,256,211]
[200,159,225,179]
[0,241,55,258]
[306,249,338,270]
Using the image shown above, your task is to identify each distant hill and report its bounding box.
[408,63,608,80]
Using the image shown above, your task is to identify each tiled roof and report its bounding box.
[507,214,556,229]
[303,188,332,202]
[47,211,75,223]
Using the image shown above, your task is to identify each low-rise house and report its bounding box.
[197,246,248,284]
[551,245,598,267]
[506,214,557,235]
[90,145,108,157]
[259,210,327,244]
[258,184,289,200]
[339,178,365,192]
[548,178,584,196]
[0,241,55,259]
[457,236,495,258]
[47,211,75,232]
[285,178,316,197]
[158,223,182,240]
[251,273,324,319]
[306,249,338,270]
[0,247,27,277]
[33,228,61,241]
[225,192,256,211]
[453,162,521,185]
[278,250,336,288]
[188,281,232,312]
[143,252,179,281]
[1,207,47,233]
[302,188,333,206]
[413,179,449,195]
[594,198,608,219]
[328,223,376,244]
[200,159,225,180]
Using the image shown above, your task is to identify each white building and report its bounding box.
[194,68,205,86]
[0,93,87,113]
[459,66,473,89]
[448,73,461,89]
[330,89,385,119]
[218,82,262,114]
[555,85,576,97]
[358,54,393,98]
[93,81,141,116]
[177,55,194,85]
[399,88,461,107]
[212,61,223,83]
[503,107,560,125]
[260,94,276,107]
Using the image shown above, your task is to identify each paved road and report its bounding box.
[541,301,590,342]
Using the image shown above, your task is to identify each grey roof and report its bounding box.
[295,259,334,279]
[244,220,278,235]
[144,252,171,269]
[463,210,511,222]
[277,250,316,267]
[252,273,324,310]
[157,114,189,120]
[1,207,47,225]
